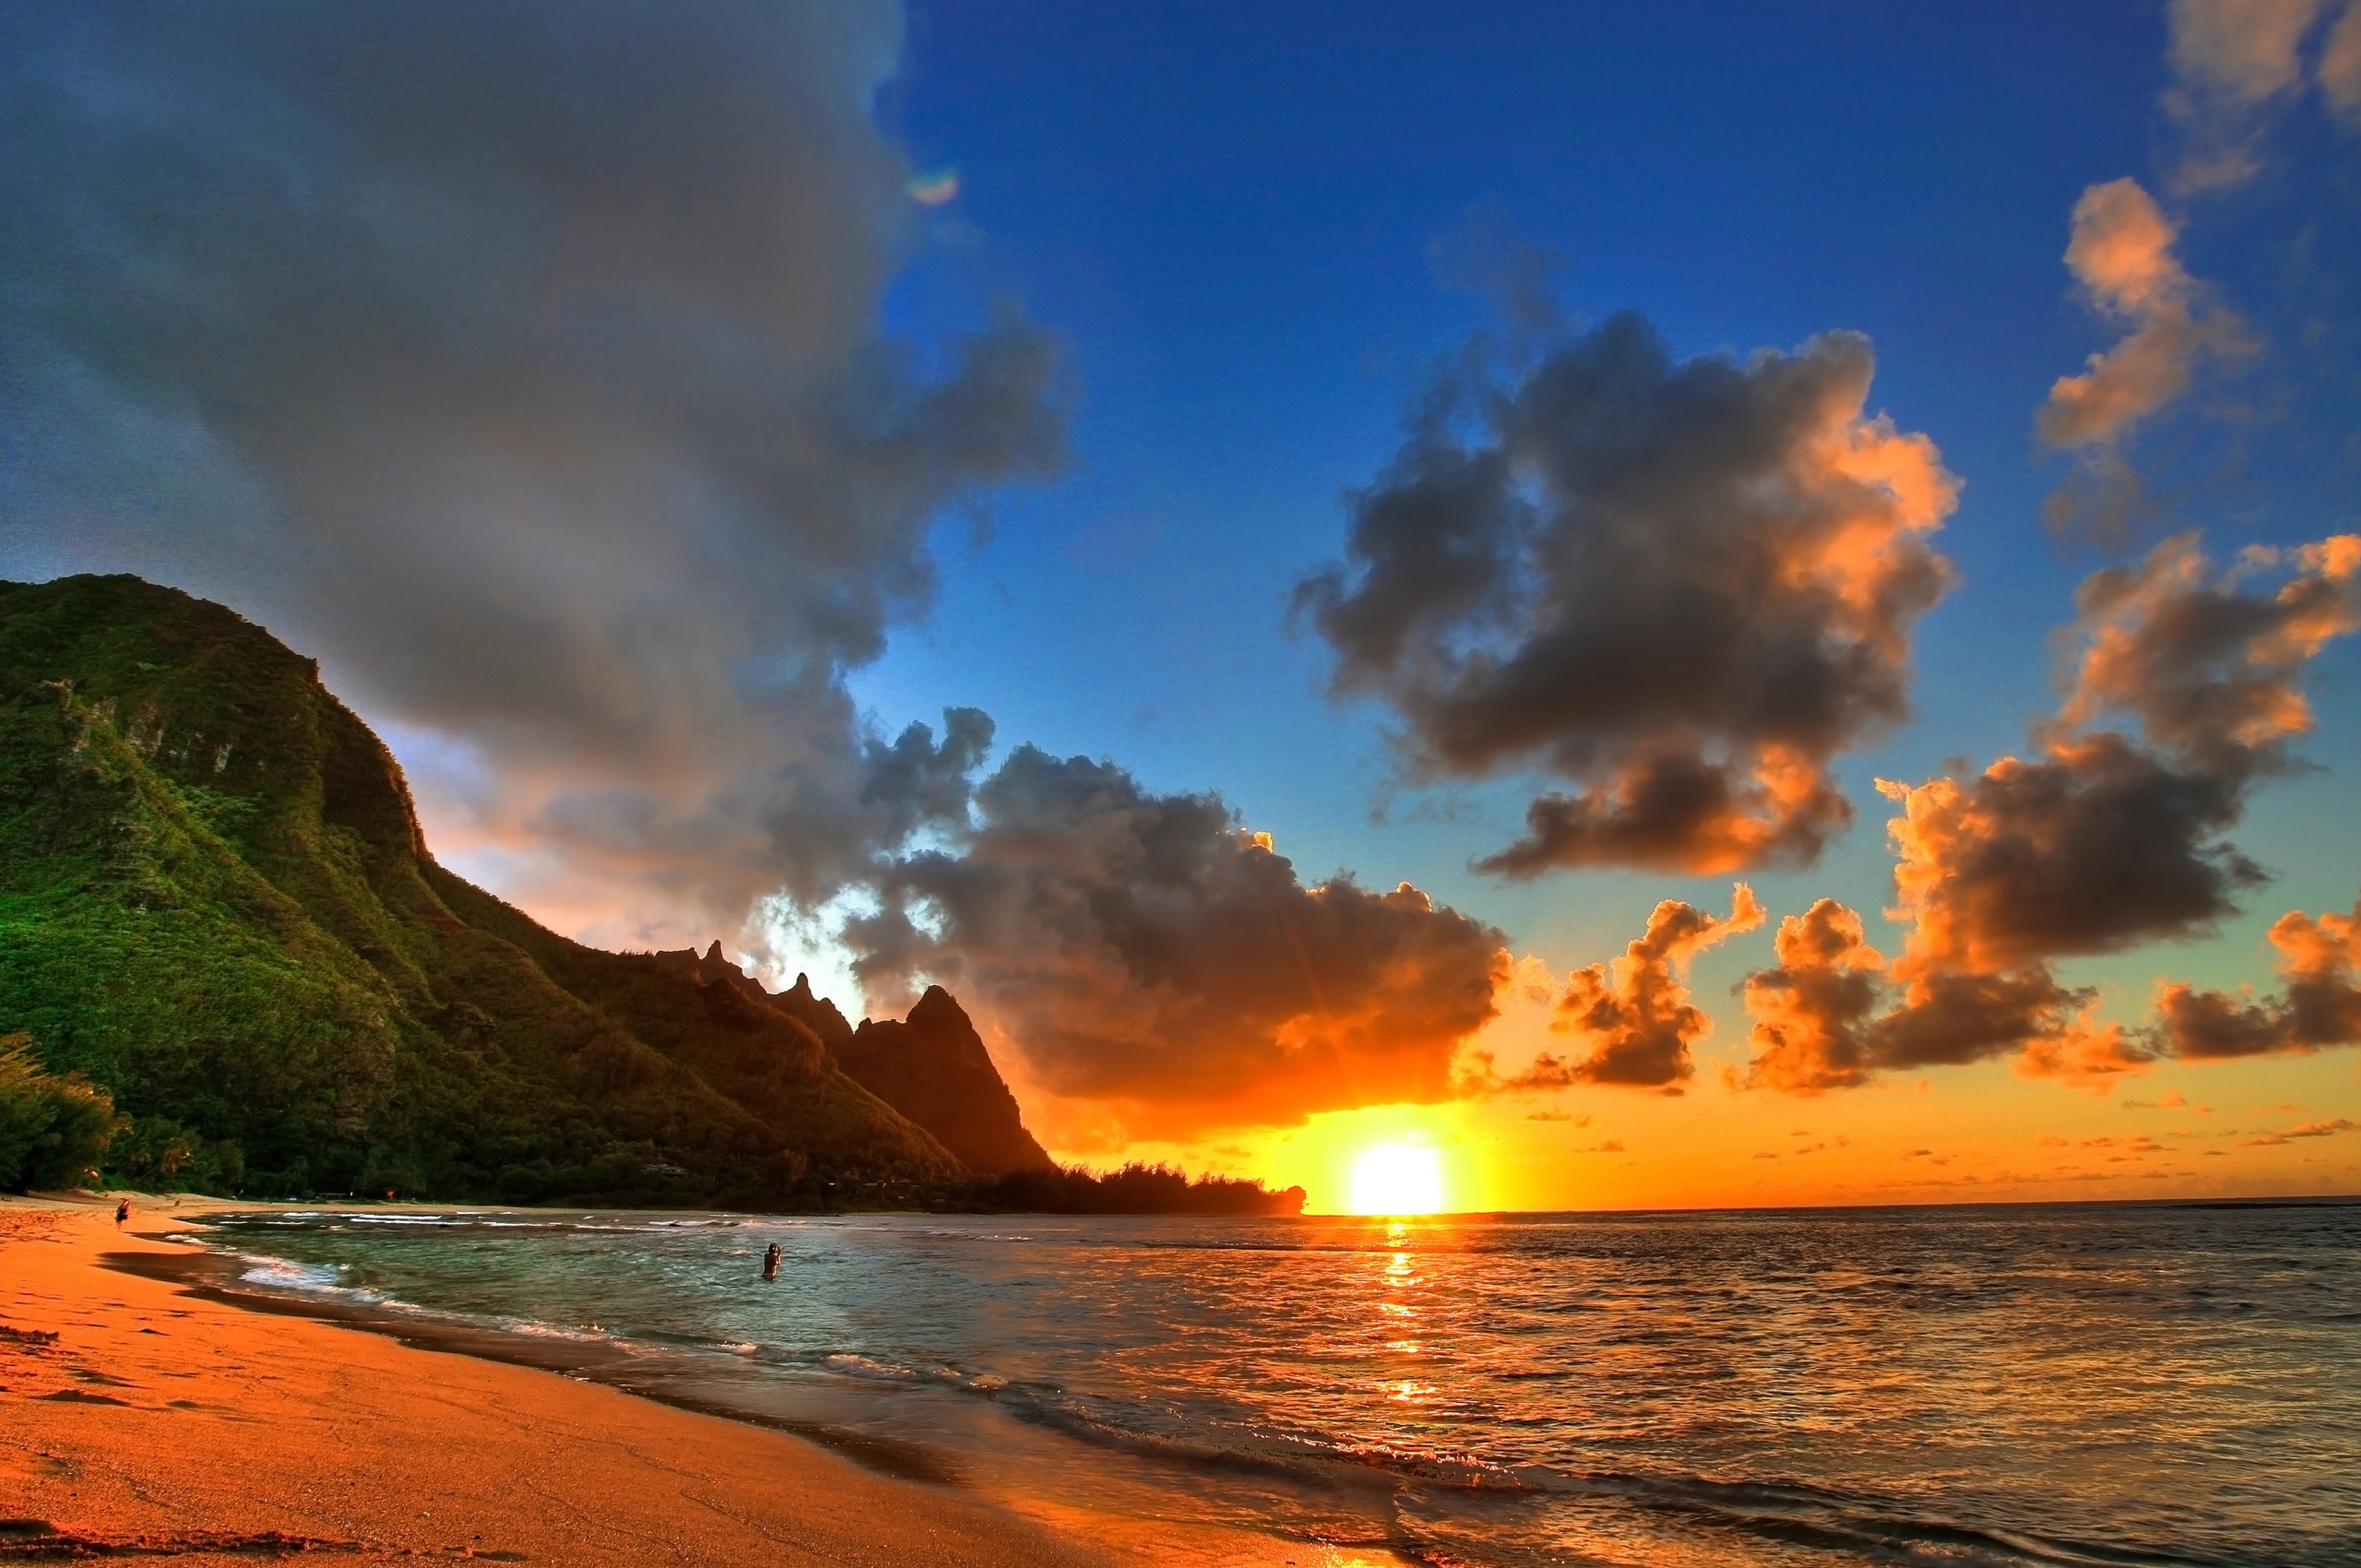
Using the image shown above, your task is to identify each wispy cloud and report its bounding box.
[2162,0,2347,189]
[2037,180,2250,544]
[2123,1091,2214,1111]
[2241,1117,2360,1145]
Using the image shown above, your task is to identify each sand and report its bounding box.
[0,1196,1131,1566]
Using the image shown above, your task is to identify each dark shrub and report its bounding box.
[0,1033,125,1191]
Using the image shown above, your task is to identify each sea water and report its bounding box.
[200,1203,2361,1567]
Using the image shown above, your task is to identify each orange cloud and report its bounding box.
[1508,885,1762,1091]
[2241,1116,2361,1145]
[1743,532,2361,1093]
[1742,912,2140,1095]
[2169,0,2331,103]
[1743,898,1888,1093]
[2157,894,2361,1058]
[2123,1091,2213,1111]
[2037,182,2250,545]
[2039,183,2201,445]
[2326,2,2361,122]
[1883,533,2357,978]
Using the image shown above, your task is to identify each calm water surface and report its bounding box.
[202,1203,2361,1567]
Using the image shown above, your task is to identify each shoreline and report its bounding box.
[1,1194,1391,1567]
[96,1241,963,1488]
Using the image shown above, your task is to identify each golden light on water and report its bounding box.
[1347,1141,1445,1215]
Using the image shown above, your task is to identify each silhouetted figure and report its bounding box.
[114,1198,130,1227]
[762,1242,782,1281]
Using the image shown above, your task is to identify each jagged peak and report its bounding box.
[834,984,1050,1175]
[908,984,967,1028]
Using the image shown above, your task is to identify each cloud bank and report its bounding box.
[1298,313,1957,877]
[0,0,1067,944]
[844,745,1509,1138]
[1745,532,2361,1092]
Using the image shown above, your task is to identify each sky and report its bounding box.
[5,1,2361,1211]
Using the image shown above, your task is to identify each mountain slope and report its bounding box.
[652,946,1054,1179]
[0,574,961,1203]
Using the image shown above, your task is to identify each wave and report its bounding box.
[1496,1470,2236,1568]
[821,1352,1005,1395]
[234,1254,365,1297]
[218,1209,747,1235]
[804,1364,2241,1568]
[190,1206,2359,1568]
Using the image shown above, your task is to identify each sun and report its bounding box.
[1347,1142,1446,1216]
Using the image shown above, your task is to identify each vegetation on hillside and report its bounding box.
[0,1033,122,1191]
[0,575,959,1205]
[0,575,1311,1216]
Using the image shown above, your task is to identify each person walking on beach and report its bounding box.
[762,1241,782,1281]
[114,1198,129,1228]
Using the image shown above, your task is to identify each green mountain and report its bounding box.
[0,573,966,1205]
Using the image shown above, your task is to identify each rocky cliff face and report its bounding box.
[0,573,961,1203]
[649,948,1052,1179]
[774,971,856,1054]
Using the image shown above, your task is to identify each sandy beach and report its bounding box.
[0,1196,1377,1567]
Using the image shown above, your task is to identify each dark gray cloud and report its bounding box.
[1296,311,1958,876]
[1878,735,2265,974]
[1744,530,2359,1092]
[843,745,1507,1137]
[0,1,1067,944]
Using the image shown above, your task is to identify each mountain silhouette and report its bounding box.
[650,946,1052,1178]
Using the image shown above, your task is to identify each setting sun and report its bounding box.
[1347,1142,1446,1215]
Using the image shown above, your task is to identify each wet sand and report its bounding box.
[0,1196,1361,1567]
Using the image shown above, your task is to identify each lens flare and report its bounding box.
[1348,1142,1445,1215]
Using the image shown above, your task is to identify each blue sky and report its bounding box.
[855,0,2361,990]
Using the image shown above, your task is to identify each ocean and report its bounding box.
[193,1202,2361,1567]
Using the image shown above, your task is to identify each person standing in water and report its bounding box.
[762,1241,782,1281]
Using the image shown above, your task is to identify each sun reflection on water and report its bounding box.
[1373,1218,1435,1404]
